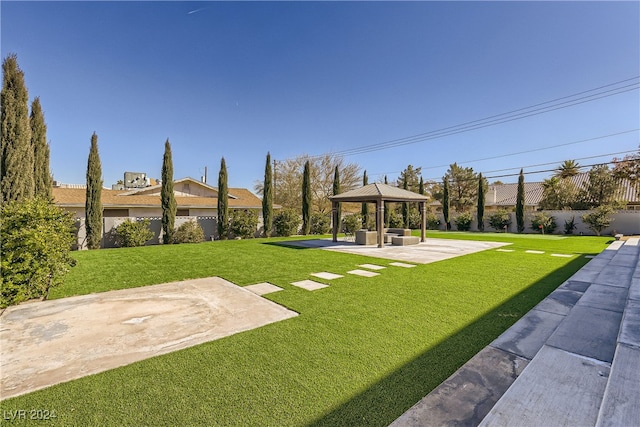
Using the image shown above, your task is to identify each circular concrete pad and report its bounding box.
[0,277,297,400]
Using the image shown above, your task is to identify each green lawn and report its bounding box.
[1,233,610,426]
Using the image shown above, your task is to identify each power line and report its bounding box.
[372,131,638,177]
[313,76,639,158]
[423,129,638,170]
[420,150,637,183]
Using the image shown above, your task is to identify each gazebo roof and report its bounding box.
[329,183,429,203]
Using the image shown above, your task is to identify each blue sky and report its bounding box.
[2,1,638,191]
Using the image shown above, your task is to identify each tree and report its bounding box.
[581,164,616,208]
[255,153,360,213]
[554,160,581,179]
[442,178,451,230]
[1,54,33,203]
[402,174,409,228]
[419,176,425,195]
[30,97,52,199]
[582,205,615,236]
[516,169,525,233]
[383,175,390,227]
[262,152,274,237]
[161,139,176,244]
[444,163,478,212]
[85,132,102,249]
[361,170,369,228]
[1,198,76,307]
[539,176,578,210]
[396,165,422,192]
[477,173,486,231]
[333,165,341,233]
[217,157,229,239]
[301,160,311,235]
[612,147,639,195]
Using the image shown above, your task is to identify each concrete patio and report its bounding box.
[278,238,510,264]
[391,238,640,427]
[0,277,298,400]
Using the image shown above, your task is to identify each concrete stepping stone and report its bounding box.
[496,249,515,252]
[347,269,380,277]
[291,280,329,291]
[244,282,284,296]
[311,272,343,280]
[389,262,416,268]
[625,237,639,246]
[358,264,386,270]
[551,253,573,258]
[525,250,545,254]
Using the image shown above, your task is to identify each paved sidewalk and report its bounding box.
[0,277,297,400]
[391,239,640,427]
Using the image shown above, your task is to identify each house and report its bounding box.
[430,173,639,212]
[53,177,265,249]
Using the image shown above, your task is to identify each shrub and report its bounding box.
[173,220,205,243]
[426,212,440,230]
[1,198,76,307]
[530,212,557,234]
[388,211,404,228]
[310,212,331,235]
[407,209,422,230]
[229,209,258,239]
[115,219,154,247]
[454,212,473,231]
[342,213,362,234]
[582,205,615,236]
[564,216,577,235]
[273,209,301,237]
[488,210,511,231]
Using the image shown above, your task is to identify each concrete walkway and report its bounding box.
[391,238,640,426]
[0,277,298,400]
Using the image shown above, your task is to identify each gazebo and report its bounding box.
[329,183,429,248]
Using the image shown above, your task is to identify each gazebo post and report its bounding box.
[420,201,426,242]
[332,201,338,243]
[377,199,384,248]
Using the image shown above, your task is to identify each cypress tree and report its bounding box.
[301,160,311,235]
[31,97,52,200]
[85,132,103,249]
[419,176,424,195]
[383,175,390,227]
[262,152,273,237]
[402,175,409,228]
[332,165,341,233]
[1,54,33,203]
[477,173,485,231]
[361,170,368,228]
[161,139,176,244]
[516,169,525,233]
[443,178,450,231]
[217,157,229,239]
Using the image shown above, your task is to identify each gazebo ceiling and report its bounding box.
[329,183,429,203]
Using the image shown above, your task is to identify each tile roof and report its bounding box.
[53,186,262,209]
